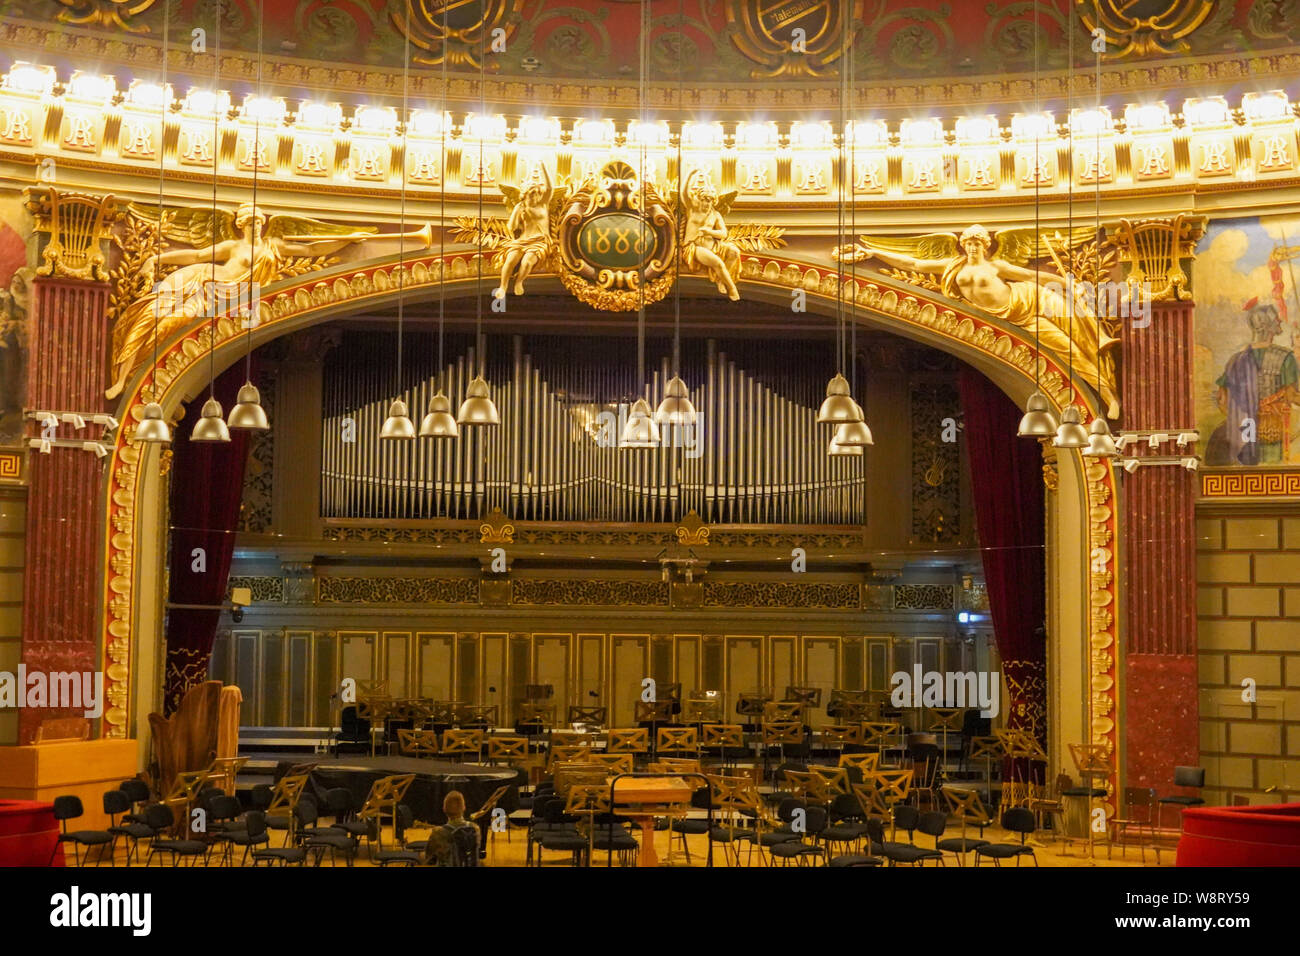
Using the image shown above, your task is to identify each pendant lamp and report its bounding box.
[621,397,660,447]
[419,390,459,437]
[135,402,172,444]
[191,396,231,442]
[1053,404,1089,448]
[1017,390,1059,437]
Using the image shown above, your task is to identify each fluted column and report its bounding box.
[18,277,111,742]
[1121,298,1198,791]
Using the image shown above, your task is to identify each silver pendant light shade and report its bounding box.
[134,401,172,444]
[1053,403,1089,448]
[380,399,416,440]
[620,398,661,448]
[816,372,863,423]
[653,375,697,426]
[1017,389,1059,437]
[419,389,459,438]
[191,397,231,442]
[457,375,501,426]
[227,382,270,431]
[1082,415,1119,458]
[831,419,873,448]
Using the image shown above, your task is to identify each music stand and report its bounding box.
[736,693,770,733]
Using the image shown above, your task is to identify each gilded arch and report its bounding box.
[100,249,1121,804]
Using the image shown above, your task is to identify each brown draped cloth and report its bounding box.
[959,370,1048,781]
[162,360,255,713]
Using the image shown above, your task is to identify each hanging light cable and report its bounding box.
[1055,12,1088,449]
[1018,1,1059,438]
[227,0,270,432]
[134,1,173,444]
[381,9,417,440]
[1083,20,1118,459]
[831,17,871,452]
[420,1,458,438]
[456,23,501,426]
[819,21,863,428]
[654,0,697,427]
[622,0,659,448]
[192,4,230,442]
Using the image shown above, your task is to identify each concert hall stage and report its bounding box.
[276,756,522,824]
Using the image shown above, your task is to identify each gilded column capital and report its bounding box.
[1110,214,1207,303]
[23,187,120,282]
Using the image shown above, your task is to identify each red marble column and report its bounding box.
[1121,299,1198,791]
[18,277,111,743]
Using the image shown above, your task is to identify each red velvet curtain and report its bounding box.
[958,370,1047,749]
[163,361,254,713]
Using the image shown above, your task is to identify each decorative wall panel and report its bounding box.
[318,577,479,605]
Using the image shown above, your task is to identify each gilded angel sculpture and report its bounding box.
[493,163,567,299]
[107,202,429,399]
[835,224,1120,416]
[680,169,741,301]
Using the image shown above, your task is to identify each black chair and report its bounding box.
[50,796,114,867]
[973,808,1038,867]
[590,813,638,866]
[821,792,872,856]
[143,804,207,867]
[533,798,587,867]
[1158,766,1206,829]
[250,813,307,867]
[878,805,943,866]
[767,805,829,866]
[666,783,712,864]
[118,778,152,824]
[104,789,155,865]
[297,797,358,866]
[374,804,424,866]
[333,705,371,756]
[219,809,271,866]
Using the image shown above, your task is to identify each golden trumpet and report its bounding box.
[278,223,433,246]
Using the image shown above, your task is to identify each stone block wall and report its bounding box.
[1196,511,1300,804]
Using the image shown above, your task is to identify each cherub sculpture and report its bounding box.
[494,163,566,298]
[680,169,741,301]
[835,224,1119,416]
[108,203,426,399]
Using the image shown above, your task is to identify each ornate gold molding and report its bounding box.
[55,0,156,33]
[479,507,515,544]
[675,510,710,547]
[1111,215,1206,302]
[1077,0,1214,60]
[1200,469,1300,498]
[100,244,1122,788]
[24,187,119,281]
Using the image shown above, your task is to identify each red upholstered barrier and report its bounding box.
[0,800,64,866]
[1177,803,1300,866]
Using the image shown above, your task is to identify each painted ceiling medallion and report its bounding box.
[1076,0,1215,59]
[725,0,857,78]
[392,0,525,69]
